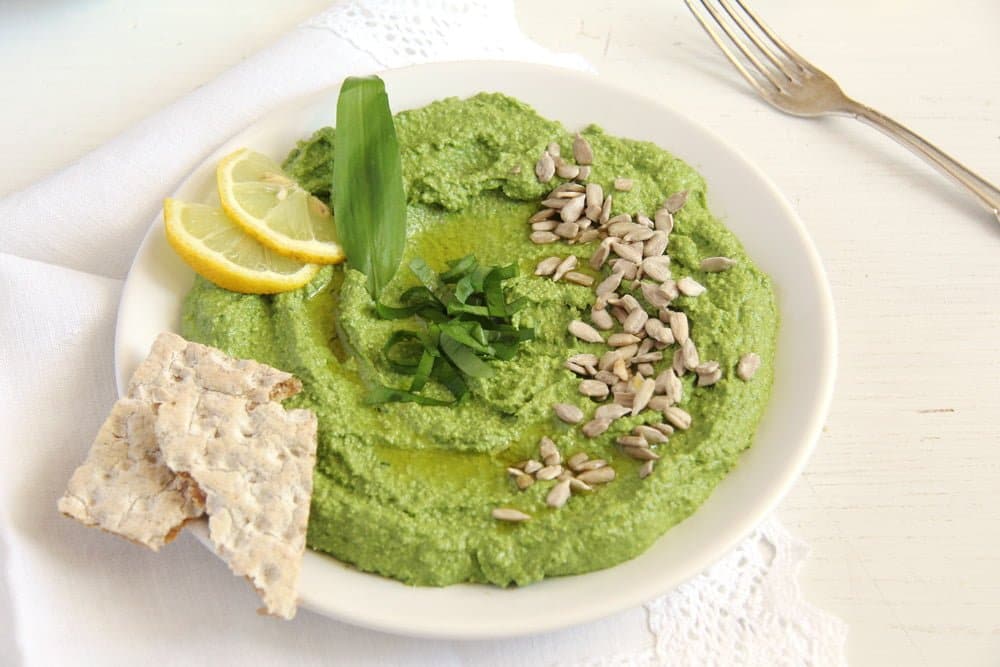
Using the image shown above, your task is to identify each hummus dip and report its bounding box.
[180,93,778,587]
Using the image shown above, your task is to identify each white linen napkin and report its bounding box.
[0,1,847,664]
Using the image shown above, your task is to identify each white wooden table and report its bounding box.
[2,2,998,664]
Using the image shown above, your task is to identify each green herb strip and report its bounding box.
[332,75,406,300]
[369,255,534,405]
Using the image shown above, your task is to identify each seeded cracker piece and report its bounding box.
[129,332,316,619]
[128,332,302,405]
[57,398,205,550]
[155,388,317,619]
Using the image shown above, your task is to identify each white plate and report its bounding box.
[115,61,836,639]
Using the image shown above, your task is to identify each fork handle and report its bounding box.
[842,100,1000,223]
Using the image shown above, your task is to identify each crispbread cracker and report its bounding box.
[155,386,317,619]
[128,332,302,406]
[57,398,205,550]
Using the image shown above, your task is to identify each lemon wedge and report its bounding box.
[164,198,320,294]
[217,148,345,264]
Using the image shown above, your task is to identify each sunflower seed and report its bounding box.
[557,162,581,180]
[588,239,611,270]
[573,133,594,165]
[667,311,689,344]
[610,259,638,280]
[643,231,669,258]
[652,422,675,436]
[654,208,674,233]
[696,360,720,376]
[556,182,587,193]
[663,190,689,213]
[546,479,572,508]
[615,343,638,360]
[558,470,574,481]
[567,452,590,471]
[701,256,736,272]
[636,213,654,229]
[579,229,601,243]
[608,213,632,225]
[552,255,577,281]
[697,365,723,387]
[541,198,569,209]
[577,467,616,484]
[531,231,559,244]
[545,453,563,467]
[606,333,639,348]
[595,403,631,421]
[579,379,610,399]
[623,309,649,335]
[531,220,557,232]
[600,195,613,225]
[507,467,526,477]
[536,464,563,481]
[672,348,687,377]
[614,178,634,191]
[593,370,616,385]
[564,272,593,287]
[624,446,660,461]
[564,360,587,376]
[534,256,561,276]
[581,418,611,438]
[677,276,706,297]
[530,208,556,223]
[578,165,591,180]
[535,152,555,183]
[553,403,584,424]
[569,478,593,493]
[648,395,670,413]
[634,424,670,444]
[631,378,655,415]
[595,272,624,297]
[632,352,663,366]
[559,194,585,223]
[539,436,558,459]
[612,357,629,382]
[614,392,634,407]
[552,222,578,239]
[590,307,615,330]
[524,460,543,474]
[640,282,673,309]
[617,434,648,448]
[642,256,672,282]
[663,406,692,430]
[610,241,643,264]
[624,227,655,243]
[637,362,655,376]
[585,183,603,210]
[639,460,655,479]
[569,320,603,343]
[516,474,535,491]
[493,508,531,522]
[737,352,761,381]
[658,370,683,404]
[598,350,619,371]
[607,221,639,237]
[644,319,673,344]
[568,353,598,369]
[681,338,700,370]
[579,459,609,473]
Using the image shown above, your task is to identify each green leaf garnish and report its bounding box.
[369,254,533,405]
[333,76,406,299]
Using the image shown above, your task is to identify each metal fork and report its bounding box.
[685,0,1000,223]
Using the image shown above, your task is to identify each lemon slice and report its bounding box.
[164,198,320,294]
[217,148,345,264]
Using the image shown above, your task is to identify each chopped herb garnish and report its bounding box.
[369,255,534,405]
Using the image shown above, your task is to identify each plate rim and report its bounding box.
[115,59,837,639]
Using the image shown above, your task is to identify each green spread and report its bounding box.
[180,93,779,586]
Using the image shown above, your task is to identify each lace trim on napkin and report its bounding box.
[301,0,589,70]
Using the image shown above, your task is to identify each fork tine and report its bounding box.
[731,0,810,71]
[683,0,776,96]
[695,0,785,91]
[716,0,797,81]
